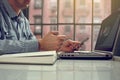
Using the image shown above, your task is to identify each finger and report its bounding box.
[72,41,80,50]
[58,46,73,52]
[50,31,59,35]
[66,39,74,45]
[57,41,63,47]
[57,35,67,41]
[73,46,80,51]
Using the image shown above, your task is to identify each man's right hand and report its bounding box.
[38,31,67,51]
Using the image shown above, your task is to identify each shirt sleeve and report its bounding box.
[0,10,40,54]
[0,39,39,54]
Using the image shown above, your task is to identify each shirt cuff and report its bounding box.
[23,40,39,52]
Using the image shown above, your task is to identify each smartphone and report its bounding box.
[73,37,89,51]
[79,37,89,46]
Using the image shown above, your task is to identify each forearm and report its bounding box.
[0,40,39,54]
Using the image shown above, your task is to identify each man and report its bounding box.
[0,0,80,54]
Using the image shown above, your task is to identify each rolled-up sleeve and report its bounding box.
[0,39,39,54]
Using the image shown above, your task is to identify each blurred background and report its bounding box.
[23,0,120,51]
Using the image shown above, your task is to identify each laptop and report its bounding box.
[113,18,120,61]
[58,10,120,60]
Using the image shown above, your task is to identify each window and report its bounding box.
[65,25,71,32]
[78,16,86,23]
[93,16,101,23]
[50,0,57,11]
[34,26,42,35]
[34,0,42,9]
[50,16,57,24]
[50,25,57,31]
[94,2,100,9]
[34,16,42,35]
[50,17,57,31]
[94,0,101,13]
[34,16,42,23]
[29,0,111,51]
[79,25,86,33]
[64,16,72,23]
[64,0,71,8]
[79,0,86,8]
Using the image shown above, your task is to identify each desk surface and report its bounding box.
[0,60,120,80]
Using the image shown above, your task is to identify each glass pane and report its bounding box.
[34,25,42,35]
[29,0,42,24]
[42,25,57,36]
[93,0,111,23]
[75,0,92,23]
[75,25,91,51]
[34,0,42,9]
[59,0,74,23]
[93,25,101,49]
[58,25,74,39]
[43,0,57,24]
[50,25,58,31]
[30,25,42,39]
[28,0,111,51]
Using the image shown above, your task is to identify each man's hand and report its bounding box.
[38,31,66,51]
[58,39,80,52]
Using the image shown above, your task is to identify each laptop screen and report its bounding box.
[95,11,120,52]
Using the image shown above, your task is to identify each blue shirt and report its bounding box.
[0,0,39,54]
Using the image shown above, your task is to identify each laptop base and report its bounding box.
[58,52,113,60]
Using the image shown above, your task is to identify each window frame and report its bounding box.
[28,0,111,50]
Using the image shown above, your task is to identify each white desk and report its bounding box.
[0,60,120,80]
